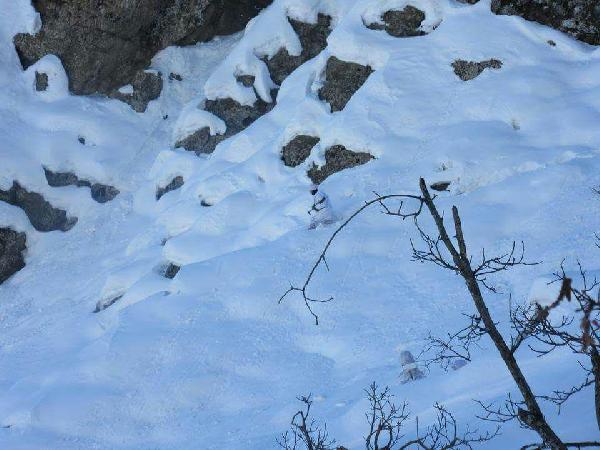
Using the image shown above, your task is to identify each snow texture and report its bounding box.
[1,0,600,448]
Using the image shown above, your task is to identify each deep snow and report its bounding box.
[0,0,599,448]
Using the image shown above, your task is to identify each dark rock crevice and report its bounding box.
[307,145,374,184]
[318,57,374,112]
[44,168,119,204]
[0,228,26,285]
[0,181,77,232]
[491,0,600,46]
[452,59,502,81]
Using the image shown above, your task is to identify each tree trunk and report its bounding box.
[419,178,566,450]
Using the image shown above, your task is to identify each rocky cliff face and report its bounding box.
[492,0,600,45]
[14,0,272,96]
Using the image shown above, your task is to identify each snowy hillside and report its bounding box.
[1,0,599,448]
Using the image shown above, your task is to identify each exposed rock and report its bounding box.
[77,136,86,145]
[14,0,273,96]
[451,59,502,81]
[35,71,48,91]
[430,181,451,191]
[456,0,480,4]
[176,93,277,154]
[206,93,277,131]
[0,228,26,285]
[399,350,425,383]
[491,0,600,46]
[156,176,184,200]
[318,57,374,112]
[94,294,123,313]
[236,74,255,87]
[367,6,428,37]
[90,184,120,204]
[109,71,163,113]
[175,127,226,155]
[164,263,181,279]
[169,72,183,81]
[0,181,77,232]
[264,14,332,85]
[307,145,374,184]
[281,135,320,167]
[200,199,213,207]
[44,168,119,204]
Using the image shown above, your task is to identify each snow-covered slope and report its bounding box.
[1,0,599,448]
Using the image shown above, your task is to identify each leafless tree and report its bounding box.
[509,261,600,430]
[280,178,600,449]
[365,382,409,450]
[277,395,337,450]
[279,384,496,450]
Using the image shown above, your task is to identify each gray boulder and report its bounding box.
[164,263,181,279]
[307,145,374,184]
[14,0,273,96]
[35,71,48,91]
[176,92,277,154]
[367,6,428,37]
[491,0,600,45]
[156,176,185,200]
[0,181,77,232]
[451,59,502,81]
[44,168,119,204]
[264,14,332,85]
[318,57,374,112]
[108,71,163,113]
[281,135,320,167]
[0,228,26,285]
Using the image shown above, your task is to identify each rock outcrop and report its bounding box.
[14,0,273,96]
[452,59,502,81]
[491,0,600,45]
[177,14,331,154]
[35,71,48,91]
[367,6,428,37]
[175,92,277,154]
[0,182,77,232]
[307,145,374,184]
[318,57,374,112]
[281,135,320,167]
[0,228,26,285]
[264,14,332,85]
[44,168,119,204]
[156,176,185,200]
[108,71,163,113]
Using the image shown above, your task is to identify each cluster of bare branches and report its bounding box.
[279,192,426,325]
[277,395,337,450]
[280,177,600,449]
[418,314,487,371]
[508,261,600,430]
[280,384,497,450]
[365,382,409,450]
